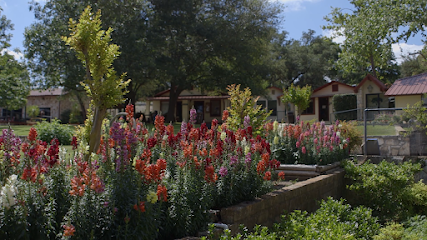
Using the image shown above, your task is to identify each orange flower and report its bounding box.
[199,148,208,157]
[278,171,285,180]
[183,143,193,158]
[63,224,76,237]
[166,124,174,136]
[257,161,266,175]
[261,153,270,165]
[157,184,168,202]
[90,172,105,193]
[204,165,216,183]
[28,127,37,141]
[69,176,85,196]
[263,171,272,181]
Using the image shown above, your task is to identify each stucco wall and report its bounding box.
[395,95,421,112]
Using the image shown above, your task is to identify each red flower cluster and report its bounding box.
[133,201,146,212]
[157,184,168,202]
[63,224,76,237]
[135,158,167,183]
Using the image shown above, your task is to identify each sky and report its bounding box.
[0,0,425,63]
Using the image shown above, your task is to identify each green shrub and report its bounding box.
[274,197,380,239]
[333,94,357,121]
[374,215,427,240]
[343,160,424,222]
[35,119,74,145]
[26,105,40,119]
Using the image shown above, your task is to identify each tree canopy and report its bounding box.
[400,44,427,77]
[269,30,341,89]
[0,8,30,112]
[25,0,159,118]
[323,0,404,84]
[25,0,283,122]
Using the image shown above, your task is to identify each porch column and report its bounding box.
[182,100,189,122]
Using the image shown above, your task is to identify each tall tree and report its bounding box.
[323,0,427,83]
[400,45,427,77]
[0,52,30,113]
[270,30,341,89]
[149,0,282,122]
[0,8,30,113]
[25,0,158,117]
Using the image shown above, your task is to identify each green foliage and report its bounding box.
[0,52,30,111]
[62,6,129,111]
[374,215,427,240]
[274,197,380,239]
[343,160,424,222]
[400,46,427,78]
[26,105,40,119]
[323,1,402,82]
[402,100,427,133]
[339,121,362,151]
[35,119,74,145]
[63,6,130,155]
[225,84,271,134]
[281,83,311,116]
[269,30,341,88]
[333,94,357,121]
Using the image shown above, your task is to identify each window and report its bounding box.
[332,84,339,92]
[268,100,277,116]
[302,98,315,115]
[210,100,221,116]
[39,108,51,117]
[422,95,427,106]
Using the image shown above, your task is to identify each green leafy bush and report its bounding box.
[343,160,425,222]
[374,215,427,240]
[26,105,40,119]
[35,119,74,145]
[225,84,271,134]
[333,94,357,121]
[273,197,380,239]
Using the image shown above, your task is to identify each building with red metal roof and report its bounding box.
[385,72,427,109]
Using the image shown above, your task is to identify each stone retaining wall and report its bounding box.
[219,168,345,233]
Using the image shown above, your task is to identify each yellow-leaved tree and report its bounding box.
[62,6,130,157]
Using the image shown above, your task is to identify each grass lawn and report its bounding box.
[0,124,33,136]
[356,124,397,136]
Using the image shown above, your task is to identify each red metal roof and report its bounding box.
[385,72,427,96]
[354,74,388,93]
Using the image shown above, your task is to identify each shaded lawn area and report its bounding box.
[356,124,397,136]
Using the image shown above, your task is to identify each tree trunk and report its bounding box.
[87,107,107,161]
[165,83,183,123]
[75,92,87,120]
[369,54,377,79]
